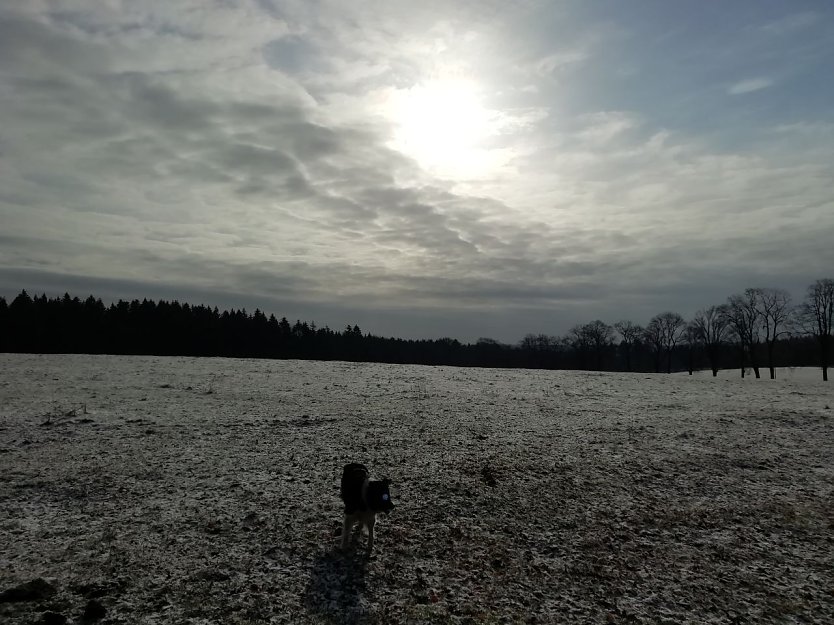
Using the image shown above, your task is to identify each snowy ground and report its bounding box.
[1,354,832,624]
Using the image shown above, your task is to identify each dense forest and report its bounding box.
[1,279,831,378]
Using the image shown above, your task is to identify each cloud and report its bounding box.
[574,111,639,144]
[533,50,588,76]
[1,1,832,342]
[728,77,774,95]
[761,12,819,35]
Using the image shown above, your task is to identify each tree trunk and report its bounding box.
[751,348,761,378]
[667,349,672,374]
[739,346,746,378]
[706,346,719,377]
[767,341,776,379]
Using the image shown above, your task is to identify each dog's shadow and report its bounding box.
[303,546,369,624]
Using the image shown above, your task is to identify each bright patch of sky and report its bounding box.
[1,0,832,342]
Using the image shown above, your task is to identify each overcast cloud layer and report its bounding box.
[1,1,833,342]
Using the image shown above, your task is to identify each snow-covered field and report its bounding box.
[1,354,832,624]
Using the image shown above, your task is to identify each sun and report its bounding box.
[386,78,504,179]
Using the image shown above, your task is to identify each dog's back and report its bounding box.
[341,463,368,514]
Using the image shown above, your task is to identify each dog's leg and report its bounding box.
[340,515,352,550]
[365,516,376,554]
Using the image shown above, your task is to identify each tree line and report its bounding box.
[530,280,832,380]
[0,278,831,379]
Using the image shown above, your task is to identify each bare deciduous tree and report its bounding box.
[569,321,613,370]
[520,333,556,352]
[646,312,686,373]
[583,320,614,371]
[754,288,792,379]
[660,312,686,374]
[800,278,834,381]
[692,305,729,377]
[643,318,664,373]
[683,323,699,375]
[614,320,643,372]
[726,290,762,378]
[569,324,591,370]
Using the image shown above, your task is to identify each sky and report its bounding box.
[1,0,833,343]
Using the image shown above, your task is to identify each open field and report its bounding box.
[1,354,832,624]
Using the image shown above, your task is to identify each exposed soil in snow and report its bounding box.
[1,354,832,624]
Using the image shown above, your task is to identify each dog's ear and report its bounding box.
[383,477,391,486]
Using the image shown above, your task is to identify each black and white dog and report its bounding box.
[340,463,394,554]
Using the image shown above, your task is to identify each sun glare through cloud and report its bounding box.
[385,77,508,179]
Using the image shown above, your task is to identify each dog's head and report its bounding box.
[366,478,394,514]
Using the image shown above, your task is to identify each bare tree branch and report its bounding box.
[754,288,792,379]
[614,320,643,372]
[800,278,834,381]
[692,305,729,377]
